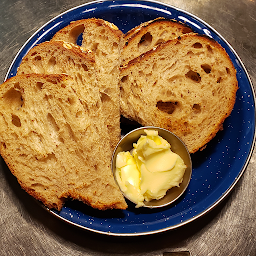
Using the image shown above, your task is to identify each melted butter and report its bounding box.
[115,129,187,207]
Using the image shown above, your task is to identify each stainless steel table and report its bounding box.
[0,0,255,255]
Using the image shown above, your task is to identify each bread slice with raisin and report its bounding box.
[0,74,127,211]
[120,34,238,153]
[122,17,193,64]
[52,18,124,150]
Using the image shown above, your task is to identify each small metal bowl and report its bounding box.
[111,126,192,208]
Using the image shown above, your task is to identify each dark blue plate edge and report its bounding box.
[3,0,256,236]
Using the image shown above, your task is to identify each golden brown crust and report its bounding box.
[122,17,193,64]
[51,18,124,45]
[125,17,193,42]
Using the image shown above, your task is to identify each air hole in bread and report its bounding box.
[100,92,111,103]
[185,70,201,82]
[207,45,213,53]
[46,78,57,84]
[12,114,21,127]
[77,73,83,83]
[138,70,144,76]
[100,28,106,34]
[34,56,41,61]
[14,82,21,90]
[121,75,128,83]
[193,42,203,48]
[101,51,107,57]
[138,32,152,48]
[92,43,99,52]
[192,104,201,113]
[47,113,60,132]
[226,67,230,74]
[182,27,193,34]
[76,110,82,118]
[184,122,188,127]
[30,183,46,190]
[36,82,44,90]
[159,30,167,37]
[65,123,77,142]
[217,77,222,83]
[166,90,175,97]
[152,63,158,71]
[31,52,37,56]
[156,101,178,114]
[76,33,83,46]
[112,42,118,49]
[70,24,85,45]
[155,39,165,45]
[68,97,76,105]
[2,142,6,149]
[168,75,182,84]
[120,86,125,97]
[187,51,194,56]
[3,88,23,109]
[201,64,211,74]
[48,57,56,70]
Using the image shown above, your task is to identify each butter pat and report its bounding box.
[115,129,187,207]
[115,151,144,207]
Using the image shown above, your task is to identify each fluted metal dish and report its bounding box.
[111,126,192,208]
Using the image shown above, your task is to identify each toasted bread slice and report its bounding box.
[52,18,124,150]
[120,34,238,153]
[0,74,127,210]
[122,17,193,64]
[17,41,100,114]
[17,40,117,150]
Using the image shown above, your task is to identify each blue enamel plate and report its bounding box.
[6,0,255,236]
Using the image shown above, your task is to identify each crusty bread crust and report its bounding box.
[120,33,238,153]
[52,18,124,150]
[122,17,193,64]
[0,74,127,210]
[52,18,123,46]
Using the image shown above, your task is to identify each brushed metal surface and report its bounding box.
[0,0,255,255]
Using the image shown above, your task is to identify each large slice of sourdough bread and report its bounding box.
[120,34,238,153]
[17,40,117,151]
[0,74,127,210]
[122,17,193,64]
[52,18,124,150]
